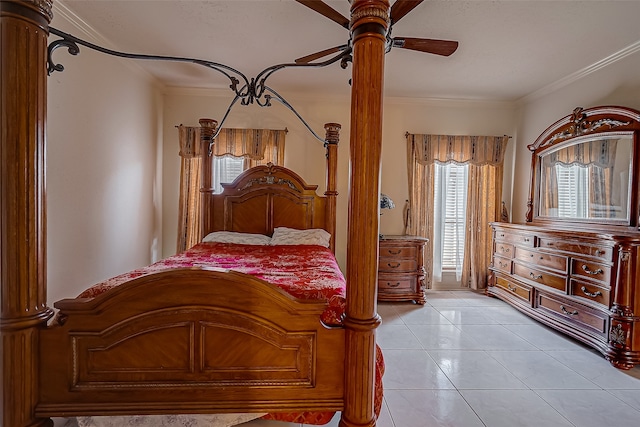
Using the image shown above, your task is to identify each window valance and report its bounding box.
[214,128,286,160]
[177,126,287,161]
[406,134,509,166]
[177,125,202,158]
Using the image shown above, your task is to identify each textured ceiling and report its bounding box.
[55,0,640,102]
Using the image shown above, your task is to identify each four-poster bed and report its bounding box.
[1,1,389,427]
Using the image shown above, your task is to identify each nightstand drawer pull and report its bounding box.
[388,249,402,255]
[386,262,401,269]
[529,272,543,280]
[581,264,603,275]
[581,286,602,298]
[560,305,578,316]
[386,282,401,288]
[507,284,517,292]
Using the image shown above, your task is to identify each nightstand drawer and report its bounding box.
[378,277,414,291]
[379,246,417,259]
[378,259,417,273]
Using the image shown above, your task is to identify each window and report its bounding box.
[433,163,469,283]
[213,155,246,194]
[555,163,589,218]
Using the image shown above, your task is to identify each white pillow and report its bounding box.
[270,227,331,248]
[202,231,271,245]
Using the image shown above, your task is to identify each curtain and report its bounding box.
[461,163,503,289]
[176,126,286,253]
[406,133,508,290]
[213,128,286,166]
[176,125,203,253]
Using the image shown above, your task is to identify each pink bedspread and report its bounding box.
[78,242,347,326]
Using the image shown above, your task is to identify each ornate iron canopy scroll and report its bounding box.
[47,27,352,143]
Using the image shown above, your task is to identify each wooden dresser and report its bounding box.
[378,235,428,304]
[488,222,640,368]
[487,105,640,370]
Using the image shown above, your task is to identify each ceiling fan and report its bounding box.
[294,0,459,64]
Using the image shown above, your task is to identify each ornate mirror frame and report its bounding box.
[526,106,640,228]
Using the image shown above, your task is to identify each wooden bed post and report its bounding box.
[341,1,389,427]
[324,122,340,252]
[1,1,55,427]
[198,118,218,239]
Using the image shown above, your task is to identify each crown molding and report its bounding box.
[519,39,640,105]
[51,0,164,90]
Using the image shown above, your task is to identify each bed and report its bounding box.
[37,132,382,424]
[1,1,389,427]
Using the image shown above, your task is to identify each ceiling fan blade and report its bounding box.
[294,0,349,29]
[392,37,459,56]
[390,0,425,25]
[295,45,348,64]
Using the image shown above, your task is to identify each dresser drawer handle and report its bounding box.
[560,305,578,316]
[529,272,543,280]
[388,249,402,255]
[507,284,517,292]
[581,286,602,298]
[523,238,530,242]
[594,249,605,256]
[386,282,401,288]
[581,264,603,275]
[499,233,505,238]
[387,262,401,269]
[498,261,509,268]
[500,246,510,253]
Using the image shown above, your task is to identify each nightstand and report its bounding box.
[378,235,428,304]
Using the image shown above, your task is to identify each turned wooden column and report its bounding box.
[341,1,389,427]
[198,118,218,239]
[323,122,340,253]
[1,1,54,427]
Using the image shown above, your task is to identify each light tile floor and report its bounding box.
[242,290,640,427]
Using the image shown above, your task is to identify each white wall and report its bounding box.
[512,49,640,223]
[161,89,516,270]
[47,13,163,304]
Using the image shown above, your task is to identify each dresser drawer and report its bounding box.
[494,242,514,258]
[569,279,611,308]
[513,262,566,291]
[536,292,608,336]
[378,259,417,273]
[495,230,535,247]
[536,237,612,260]
[570,259,611,285]
[378,276,414,292]
[493,255,512,273]
[514,247,567,273]
[379,246,417,259]
[495,276,531,302]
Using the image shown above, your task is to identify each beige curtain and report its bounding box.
[176,125,203,253]
[406,133,508,290]
[213,128,286,166]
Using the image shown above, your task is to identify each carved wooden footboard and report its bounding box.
[37,268,345,416]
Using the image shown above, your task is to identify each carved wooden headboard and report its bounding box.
[199,123,341,252]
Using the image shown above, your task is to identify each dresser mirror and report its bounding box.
[528,106,640,227]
